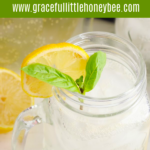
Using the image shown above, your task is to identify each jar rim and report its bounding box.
[65,31,146,103]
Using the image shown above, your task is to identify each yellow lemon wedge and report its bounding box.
[21,42,89,97]
[0,68,33,133]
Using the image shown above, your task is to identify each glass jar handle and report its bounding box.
[12,98,51,150]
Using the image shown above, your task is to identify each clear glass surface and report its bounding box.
[115,18,150,95]
[12,32,150,150]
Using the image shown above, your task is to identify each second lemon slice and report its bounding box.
[21,42,89,98]
[0,68,33,133]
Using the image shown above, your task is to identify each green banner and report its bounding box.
[0,0,150,18]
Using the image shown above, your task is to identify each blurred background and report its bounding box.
[1,18,150,150]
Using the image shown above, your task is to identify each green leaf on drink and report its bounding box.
[21,63,80,93]
[83,51,106,93]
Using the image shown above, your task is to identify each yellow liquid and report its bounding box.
[0,18,81,73]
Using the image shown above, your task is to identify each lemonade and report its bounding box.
[12,32,150,150]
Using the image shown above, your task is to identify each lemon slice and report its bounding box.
[21,42,89,97]
[0,68,33,133]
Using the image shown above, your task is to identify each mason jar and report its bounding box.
[12,32,150,150]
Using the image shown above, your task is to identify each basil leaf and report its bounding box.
[22,63,80,93]
[83,51,106,93]
[76,75,84,89]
